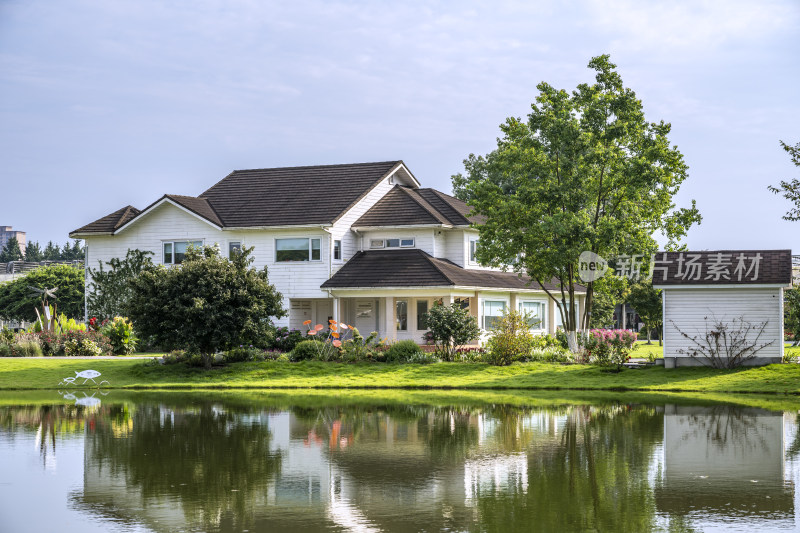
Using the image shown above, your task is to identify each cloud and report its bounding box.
[584,0,798,57]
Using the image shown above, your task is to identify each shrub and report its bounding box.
[0,343,11,357]
[161,350,188,365]
[126,245,286,369]
[531,333,561,350]
[10,333,44,357]
[99,316,138,355]
[270,327,306,352]
[455,347,485,363]
[406,351,439,364]
[64,337,102,357]
[527,346,571,362]
[225,346,264,363]
[36,331,63,356]
[0,327,14,344]
[583,329,637,369]
[339,327,385,362]
[60,330,113,356]
[384,340,424,363]
[291,340,324,361]
[275,353,290,363]
[424,302,481,361]
[485,310,535,366]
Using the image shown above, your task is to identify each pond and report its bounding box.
[1,390,799,532]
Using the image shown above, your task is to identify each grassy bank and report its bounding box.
[3,356,800,394]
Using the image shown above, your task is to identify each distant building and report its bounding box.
[0,226,26,255]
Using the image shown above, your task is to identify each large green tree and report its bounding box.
[627,279,663,345]
[453,55,700,351]
[126,245,286,368]
[786,287,800,347]
[0,264,84,321]
[87,249,154,320]
[0,236,23,262]
[42,241,60,260]
[768,140,800,221]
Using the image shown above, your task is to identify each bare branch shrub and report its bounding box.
[671,315,774,369]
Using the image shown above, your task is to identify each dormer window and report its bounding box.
[469,238,478,263]
[370,238,415,249]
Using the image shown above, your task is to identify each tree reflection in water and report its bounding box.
[1,397,794,533]
[77,402,282,532]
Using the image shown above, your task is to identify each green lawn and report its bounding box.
[3,356,800,394]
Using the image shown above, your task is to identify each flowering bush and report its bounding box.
[64,337,103,357]
[60,330,113,356]
[99,316,138,355]
[583,329,637,369]
[270,327,306,352]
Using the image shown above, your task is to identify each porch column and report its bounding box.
[510,293,518,313]
[384,297,396,342]
[332,297,340,323]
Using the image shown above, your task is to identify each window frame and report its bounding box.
[519,300,547,330]
[333,239,342,261]
[416,299,429,331]
[228,241,242,260]
[369,239,385,249]
[275,237,322,263]
[396,299,408,331]
[482,300,506,330]
[162,239,204,265]
[469,238,478,264]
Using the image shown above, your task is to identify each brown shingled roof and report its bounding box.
[71,205,141,235]
[353,186,485,228]
[71,161,406,235]
[651,250,792,286]
[321,249,581,292]
[163,194,223,228]
[200,161,403,227]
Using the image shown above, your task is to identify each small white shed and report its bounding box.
[652,250,793,367]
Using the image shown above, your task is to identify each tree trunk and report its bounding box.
[645,325,652,345]
[567,330,579,354]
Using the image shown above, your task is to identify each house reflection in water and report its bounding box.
[655,405,794,520]
[40,400,800,532]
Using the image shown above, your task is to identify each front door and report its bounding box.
[353,299,378,335]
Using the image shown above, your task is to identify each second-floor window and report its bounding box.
[333,240,342,260]
[276,238,321,262]
[163,240,203,265]
[370,238,414,249]
[469,238,478,263]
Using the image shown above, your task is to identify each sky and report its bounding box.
[0,0,798,252]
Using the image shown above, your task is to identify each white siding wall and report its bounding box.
[329,170,414,270]
[84,203,333,329]
[663,288,784,361]
[359,229,435,256]
[443,229,466,266]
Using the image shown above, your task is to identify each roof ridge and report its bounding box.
[230,160,402,174]
[418,250,455,286]
[113,206,139,230]
[420,188,472,225]
[330,162,405,225]
[397,187,451,225]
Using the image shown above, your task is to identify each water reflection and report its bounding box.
[0,395,797,532]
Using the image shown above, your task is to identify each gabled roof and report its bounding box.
[200,161,405,227]
[416,188,486,225]
[71,205,141,235]
[352,187,450,227]
[352,186,484,228]
[321,249,580,292]
[71,161,412,235]
[162,194,223,227]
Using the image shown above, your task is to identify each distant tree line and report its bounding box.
[0,237,85,263]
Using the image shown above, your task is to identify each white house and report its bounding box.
[70,161,584,343]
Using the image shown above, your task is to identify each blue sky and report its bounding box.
[1,0,798,251]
